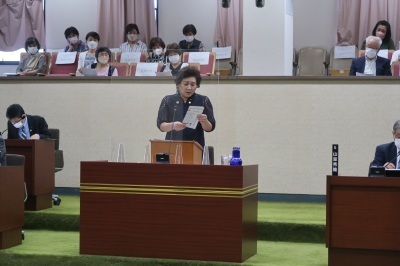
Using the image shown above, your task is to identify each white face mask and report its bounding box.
[28,47,38,55]
[13,121,23,129]
[154,48,163,56]
[69,36,79,44]
[127,34,138,42]
[395,138,400,150]
[185,35,194,43]
[169,54,180,64]
[98,57,109,65]
[366,48,378,59]
[87,41,98,50]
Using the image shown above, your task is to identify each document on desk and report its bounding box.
[182,106,204,129]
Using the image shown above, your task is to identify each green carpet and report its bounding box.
[0,230,327,266]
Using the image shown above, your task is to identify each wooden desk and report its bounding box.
[80,162,258,263]
[0,166,24,249]
[326,176,400,265]
[5,140,55,211]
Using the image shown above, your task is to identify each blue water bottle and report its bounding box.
[230,147,242,166]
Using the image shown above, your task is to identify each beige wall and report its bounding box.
[0,77,397,195]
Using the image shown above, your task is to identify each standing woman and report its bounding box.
[88,47,118,76]
[157,67,216,148]
[16,37,46,75]
[119,23,148,53]
[77,31,100,75]
[361,20,395,50]
[161,43,189,76]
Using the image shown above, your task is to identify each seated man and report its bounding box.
[371,120,400,169]
[0,134,6,166]
[6,104,50,140]
[349,36,392,76]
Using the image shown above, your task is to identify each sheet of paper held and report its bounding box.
[182,106,204,129]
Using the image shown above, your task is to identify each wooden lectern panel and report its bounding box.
[5,140,55,210]
[0,166,24,249]
[326,176,400,265]
[80,162,258,263]
[150,140,203,164]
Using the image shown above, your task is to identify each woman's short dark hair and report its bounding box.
[125,23,140,35]
[166,43,182,56]
[182,24,197,35]
[25,37,41,52]
[6,104,25,119]
[64,26,79,39]
[372,20,392,43]
[175,67,202,88]
[95,47,112,60]
[149,37,166,50]
[86,31,100,42]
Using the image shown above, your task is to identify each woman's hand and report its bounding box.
[173,122,187,131]
[197,114,212,131]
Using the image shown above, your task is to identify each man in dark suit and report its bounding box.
[6,104,50,140]
[371,120,400,168]
[349,36,392,76]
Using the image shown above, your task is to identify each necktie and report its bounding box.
[21,125,27,140]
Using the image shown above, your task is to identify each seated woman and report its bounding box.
[178,24,205,52]
[77,31,100,75]
[361,20,395,50]
[88,47,118,76]
[146,37,167,64]
[64,26,88,52]
[157,67,216,148]
[119,23,148,53]
[16,37,46,76]
[161,43,189,76]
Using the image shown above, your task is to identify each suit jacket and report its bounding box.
[371,142,397,167]
[349,56,392,76]
[0,135,6,166]
[7,115,50,140]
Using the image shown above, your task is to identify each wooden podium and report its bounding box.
[0,166,24,249]
[5,140,55,211]
[150,139,203,164]
[326,175,400,265]
[80,162,258,263]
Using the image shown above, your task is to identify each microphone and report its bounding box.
[167,101,179,162]
[388,151,400,166]
[1,129,7,135]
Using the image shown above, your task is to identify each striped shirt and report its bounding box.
[119,40,148,53]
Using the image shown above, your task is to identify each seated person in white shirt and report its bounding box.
[119,24,148,53]
[161,43,189,76]
[76,31,100,75]
[349,36,391,76]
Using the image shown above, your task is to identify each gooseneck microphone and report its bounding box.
[1,129,7,135]
[387,151,400,166]
[167,101,179,162]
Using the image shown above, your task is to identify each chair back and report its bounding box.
[48,128,60,150]
[391,61,400,76]
[49,52,79,75]
[182,52,216,75]
[6,154,25,166]
[110,62,129,76]
[329,46,358,76]
[214,48,235,76]
[297,47,327,76]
